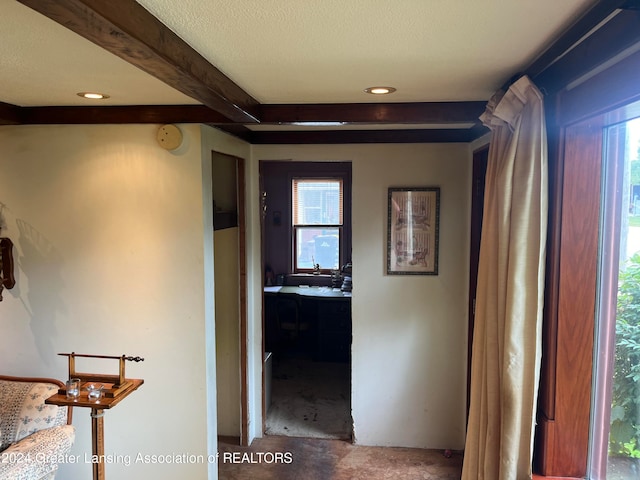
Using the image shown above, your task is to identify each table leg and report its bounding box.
[91,408,105,480]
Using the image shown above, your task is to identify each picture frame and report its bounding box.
[387,187,440,275]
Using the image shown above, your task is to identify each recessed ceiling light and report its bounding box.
[290,121,346,126]
[77,92,110,100]
[364,86,396,95]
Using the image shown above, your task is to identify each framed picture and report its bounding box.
[387,187,440,275]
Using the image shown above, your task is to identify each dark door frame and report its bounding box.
[467,145,489,418]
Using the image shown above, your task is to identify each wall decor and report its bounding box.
[387,187,440,275]
[0,237,15,300]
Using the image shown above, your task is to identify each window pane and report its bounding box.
[295,227,340,270]
[593,116,640,479]
[608,119,640,478]
[294,180,342,225]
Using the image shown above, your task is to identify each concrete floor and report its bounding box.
[218,436,462,480]
[265,356,351,440]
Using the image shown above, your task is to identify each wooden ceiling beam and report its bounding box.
[248,128,477,144]
[259,102,486,125]
[9,0,635,144]
[19,105,229,124]
[0,103,22,125]
[17,0,260,123]
[1,100,481,143]
[210,124,254,143]
[14,102,487,126]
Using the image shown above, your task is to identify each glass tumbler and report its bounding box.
[66,378,80,400]
[86,383,104,402]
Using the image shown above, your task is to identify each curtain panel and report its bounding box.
[462,75,548,480]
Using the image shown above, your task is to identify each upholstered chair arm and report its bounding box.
[0,425,75,480]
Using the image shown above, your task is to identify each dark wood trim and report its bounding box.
[259,163,267,436]
[1,102,480,143]
[0,374,65,389]
[20,105,229,125]
[533,103,563,472]
[211,124,254,143]
[534,8,640,96]
[259,102,486,125]
[467,146,489,419]
[17,0,260,123]
[535,30,640,476]
[249,128,476,144]
[535,117,603,478]
[525,0,632,80]
[0,102,22,125]
[537,95,563,425]
[557,47,640,126]
[13,101,487,126]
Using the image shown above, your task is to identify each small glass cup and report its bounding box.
[65,378,80,401]
[86,383,104,402]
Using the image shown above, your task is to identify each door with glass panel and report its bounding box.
[592,114,640,479]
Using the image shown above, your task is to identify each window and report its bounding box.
[292,178,343,272]
[260,161,351,279]
[535,91,640,478]
[591,116,640,479]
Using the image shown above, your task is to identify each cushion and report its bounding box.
[0,380,66,451]
[0,425,75,480]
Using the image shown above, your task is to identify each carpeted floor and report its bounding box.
[218,436,463,480]
[265,356,352,440]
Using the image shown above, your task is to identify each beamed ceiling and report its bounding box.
[2,0,640,144]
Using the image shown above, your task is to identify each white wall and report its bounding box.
[251,143,471,449]
[214,227,240,435]
[0,123,472,478]
[0,123,248,479]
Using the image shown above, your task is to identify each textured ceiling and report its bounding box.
[135,0,595,103]
[1,0,596,109]
[0,0,197,106]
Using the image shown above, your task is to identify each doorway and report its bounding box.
[212,151,249,446]
[260,160,353,441]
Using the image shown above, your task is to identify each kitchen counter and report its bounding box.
[264,285,351,298]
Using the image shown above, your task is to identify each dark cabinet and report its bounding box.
[264,290,351,363]
[316,298,351,362]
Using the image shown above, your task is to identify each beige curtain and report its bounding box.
[462,75,548,480]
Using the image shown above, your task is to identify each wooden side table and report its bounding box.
[46,378,144,480]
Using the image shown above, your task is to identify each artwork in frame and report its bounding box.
[387,187,440,275]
